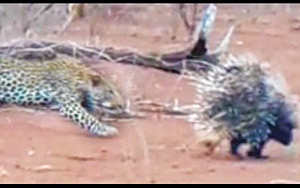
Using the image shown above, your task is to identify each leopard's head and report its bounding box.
[82,75,126,115]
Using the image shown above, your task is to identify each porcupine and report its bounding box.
[184,54,298,159]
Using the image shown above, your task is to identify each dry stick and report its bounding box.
[0,34,228,76]
[1,40,207,74]
[60,4,86,36]
[179,4,192,32]
[178,4,200,40]
[48,152,102,162]
[190,4,199,32]
[13,163,68,173]
[5,40,114,62]
[23,4,54,34]
[136,99,200,116]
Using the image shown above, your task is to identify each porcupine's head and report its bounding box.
[266,87,297,146]
[184,54,298,153]
[269,100,295,145]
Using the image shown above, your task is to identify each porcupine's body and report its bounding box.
[0,55,125,137]
[185,54,298,159]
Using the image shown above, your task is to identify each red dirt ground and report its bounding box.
[0,4,300,184]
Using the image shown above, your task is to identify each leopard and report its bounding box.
[0,55,125,137]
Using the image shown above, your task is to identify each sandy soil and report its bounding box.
[0,4,300,184]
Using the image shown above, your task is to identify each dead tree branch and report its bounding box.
[0,40,212,73]
[0,4,234,75]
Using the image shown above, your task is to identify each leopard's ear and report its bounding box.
[90,75,105,86]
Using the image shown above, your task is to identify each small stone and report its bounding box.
[183,168,193,175]
[256,18,270,25]
[121,153,135,162]
[242,9,250,14]
[223,15,236,22]
[121,154,130,162]
[240,165,247,171]
[208,167,216,173]
[171,163,179,169]
[0,166,9,177]
[174,144,188,153]
[170,35,177,41]
[130,32,138,37]
[236,41,244,46]
[28,150,35,156]
[150,178,156,184]
[100,148,108,153]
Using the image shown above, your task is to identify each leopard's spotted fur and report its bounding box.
[0,55,125,137]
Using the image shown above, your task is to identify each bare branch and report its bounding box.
[178,4,192,30]
[23,4,54,34]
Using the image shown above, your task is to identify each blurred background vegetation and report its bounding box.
[0,4,298,45]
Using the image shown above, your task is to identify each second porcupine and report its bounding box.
[185,54,299,159]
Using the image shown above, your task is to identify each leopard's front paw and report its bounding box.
[90,124,119,137]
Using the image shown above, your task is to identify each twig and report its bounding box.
[99,99,147,121]
[59,4,85,36]
[178,4,192,31]
[48,152,102,162]
[13,163,68,173]
[136,99,200,115]
[23,4,54,34]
